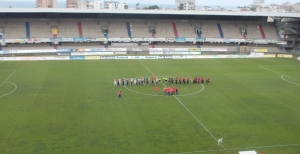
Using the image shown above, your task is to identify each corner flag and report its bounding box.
[218,138,222,145]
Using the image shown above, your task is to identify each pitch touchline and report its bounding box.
[167,143,300,154]
[138,60,225,150]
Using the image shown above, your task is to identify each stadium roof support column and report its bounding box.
[292,20,300,50]
[58,13,60,25]
[97,14,102,25]
[47,13,49,25]
[1,13,7,25]
[108,14,112,25]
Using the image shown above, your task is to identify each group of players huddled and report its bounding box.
[114,76,210,86]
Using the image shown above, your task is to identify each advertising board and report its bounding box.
[172,55,186,59]
[175,37,186,42]
[8,49,56,53]
[297,57,300,60]
[155,38,166,41]
[114,52,127,55]
[112,43,138,46]
[263,54,276,58]
[14,39,26,43]
[186,38,196,42]
[73,37,85,42]
[188,48,201,51]
[143,38,155,41]
[253,49,268,52]
[51,38,62,42]
[27,38,40,43]
[201,48,227,51]
[71,52,114,55]
[57,53,71,56]
[158,56,173,59]
[131,38,143,41]
[166,38,175,42]
[121,38,131,42]
[100,56,115,59]
[149,48,163,52]
[115,56,132,59]
[95,38,107,41]
[149,51,163,54]
[132,48,143,52]
[39,38,51,42]
[85,56,100,60]
[62,38,74,42]
[70,56,85,60]
[108,38,121,41]
[56,49,72,52]
[206,38,226,42]
[277,54,293,58]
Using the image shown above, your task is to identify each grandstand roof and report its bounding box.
[0,8,299,21]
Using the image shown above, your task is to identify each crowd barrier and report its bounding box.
[0,37,287,45]
[0,54,279,61]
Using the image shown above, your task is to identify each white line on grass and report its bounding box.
[168,143,300,154]
[0,82,18,98]
[281,75,300,86]
[138,60,225,149]
[259,66,300,86]
[173,95,225,150]
[0,70,16,88]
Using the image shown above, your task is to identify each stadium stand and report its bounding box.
[0,9,299,57]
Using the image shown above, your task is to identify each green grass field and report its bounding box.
[0,58,300,154]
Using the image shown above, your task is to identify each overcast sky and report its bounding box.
[1,0,299,6]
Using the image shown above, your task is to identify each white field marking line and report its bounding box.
[0,81,18,98]
[173,95,225,151]
[138,60,225,149]
[281,75,300,86]
[167,143,300,154]
[259,66,300,81]
[0,70,16,88]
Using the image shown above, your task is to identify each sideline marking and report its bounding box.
[259,66,300,86]
[168,143,300,154]
[0,82,18,98]
[138,60,225,149]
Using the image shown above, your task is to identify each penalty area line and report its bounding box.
[167,143,300,154]
[138,60,225,150]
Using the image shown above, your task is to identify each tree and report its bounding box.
[178,3,184,10]
[250,7,256,11]
[143,5,159,10]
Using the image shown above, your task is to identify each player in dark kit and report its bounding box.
[118,89,122,98]
[206,77,210,84]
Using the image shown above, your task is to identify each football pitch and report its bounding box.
[0,58,300,154]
